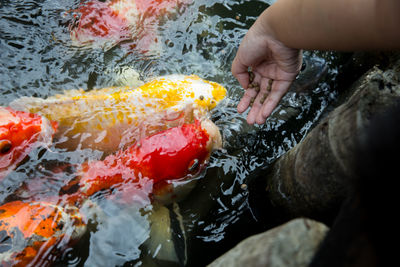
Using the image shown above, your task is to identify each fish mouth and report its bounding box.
[201,119,222,151]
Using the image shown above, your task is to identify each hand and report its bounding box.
[231,23,302,125]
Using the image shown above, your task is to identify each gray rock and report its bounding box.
[256,57,400,221]
[208,218,328,267]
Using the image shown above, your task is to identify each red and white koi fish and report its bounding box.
[69,0,192,51]
[63,118,222,204]
[10,75,226,154]
[0,107,57,181]
[0,200,86,267]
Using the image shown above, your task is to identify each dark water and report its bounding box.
[0,0,348,266]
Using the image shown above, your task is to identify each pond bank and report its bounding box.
[207,52,400,266]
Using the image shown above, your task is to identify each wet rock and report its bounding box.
[310,100,400,267]
[207,218,328,267]
[252,56,400,222]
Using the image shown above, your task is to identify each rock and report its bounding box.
[207,218,328,267]
[309,100,400,267]
[251,57,400,222]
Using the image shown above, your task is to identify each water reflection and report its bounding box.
[0,0,343,266]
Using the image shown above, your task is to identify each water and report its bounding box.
[0,0,347,266]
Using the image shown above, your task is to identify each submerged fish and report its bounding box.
[0,119,221,266]
[0,200,86,267]
[69,0,191,51]
[64,118,222,204]
[0,107,57,181]
[10,75,226,154]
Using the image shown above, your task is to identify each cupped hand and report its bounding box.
[232,26,302,125]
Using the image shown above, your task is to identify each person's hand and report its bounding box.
[232,22,302,125]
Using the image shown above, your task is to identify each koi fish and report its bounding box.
[0,119,221,266]
[0,107,57,181]
[10,75,226,154]
[69,0,192,51]
[63,118,222,204]
[0,200,86,267]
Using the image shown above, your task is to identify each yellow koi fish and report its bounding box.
[10,75,226,154]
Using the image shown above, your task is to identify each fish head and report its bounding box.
[151,118,222,204]
[0,107,57,180]
[131,118,222,204]
[140,74,227,116]
[0,200,86,266]
[134,118,222,183]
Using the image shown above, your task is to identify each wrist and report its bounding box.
[251,8,277,42]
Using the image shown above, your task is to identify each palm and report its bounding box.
[232,34,301,124]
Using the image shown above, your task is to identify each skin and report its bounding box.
[232,0,400,125]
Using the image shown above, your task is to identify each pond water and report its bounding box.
[0,0,348,266]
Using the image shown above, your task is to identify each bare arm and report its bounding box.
[264,0,400,51]
[232,0,400,125]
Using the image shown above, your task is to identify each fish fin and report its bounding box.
[9,96,45,112]
[144,203,187,265]
[145,205,180,264]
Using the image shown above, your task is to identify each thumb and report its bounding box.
[231,57,250,89]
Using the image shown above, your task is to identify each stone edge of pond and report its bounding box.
[207,218,328,267]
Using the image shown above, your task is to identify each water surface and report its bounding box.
[0,0,344,266]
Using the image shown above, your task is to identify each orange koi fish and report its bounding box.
[10,75,226,154]
[69,0,192,51]
[63,118,222,204]
[0,107,57,181]
[0,200,86,267]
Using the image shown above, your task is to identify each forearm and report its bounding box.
[255,0,400,51]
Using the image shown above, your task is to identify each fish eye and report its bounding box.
[0,140,12,154]
[188,158,199,173]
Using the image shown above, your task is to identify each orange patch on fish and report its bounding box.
[0,201,85,267]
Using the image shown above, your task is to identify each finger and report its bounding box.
[231,57,250,89]
[246,78,271,124]
[237,70,262,114]
[256,81,291,124]
[237,87,259,113]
